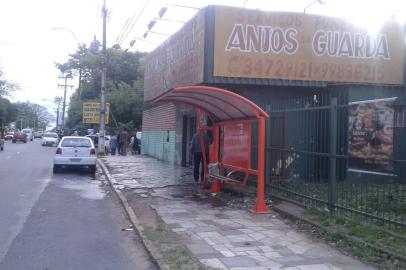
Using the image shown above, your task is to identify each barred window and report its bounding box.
[395,107,406,127]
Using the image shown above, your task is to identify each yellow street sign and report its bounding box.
[82,102,110,124]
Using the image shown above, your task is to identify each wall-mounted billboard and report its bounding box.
[214,6,403,85]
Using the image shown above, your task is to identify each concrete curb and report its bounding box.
[97,159,170,270]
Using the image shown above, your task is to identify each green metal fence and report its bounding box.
[267,91,406,233]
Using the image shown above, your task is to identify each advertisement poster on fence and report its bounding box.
[348,97,396,174]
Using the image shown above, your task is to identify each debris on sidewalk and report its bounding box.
[100,155,376,270]
[121,228,134,231]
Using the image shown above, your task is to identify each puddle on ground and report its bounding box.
[60,179,105,200]
[171,194,185,198]
[169,186,227,208]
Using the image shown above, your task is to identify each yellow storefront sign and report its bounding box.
[82,102,110,124]
[213,6,403,85]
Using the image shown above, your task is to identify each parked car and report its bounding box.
[22,128,33,141]
[53,136,97,174]
[12,132,27,143]
[34,131,44,138]
[42,132,59,146]
[5,132,14,140]
[85,134,110,153]
[85,134,97,147]
[0,137,4,151]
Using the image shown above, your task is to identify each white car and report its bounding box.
[42,132,59,146]
[22,128,33,141]
[53,136,97,174]
[85,134,110,154]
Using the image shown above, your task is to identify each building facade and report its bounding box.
[142,5,406,183]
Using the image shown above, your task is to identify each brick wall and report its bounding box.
[142,103,176,131]
[141,103,177,163]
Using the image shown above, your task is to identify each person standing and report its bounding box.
[190,131,210,183]
[93,133,99,148]
[117,130,122,155]
[119,129,129,156]
[110,134,118,155]
[134,135,140,154]
[131,133,140,155]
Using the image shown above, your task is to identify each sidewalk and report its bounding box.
[100,155,375,270]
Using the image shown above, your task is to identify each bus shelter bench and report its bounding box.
[208,171,237,183]
[207,163,252,192]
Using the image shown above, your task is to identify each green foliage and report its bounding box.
[0,97,17,135]
[0,70,19,97]
[0,70,18,135]
[107,82,143,131]
[304,208,406,269]
[14,102,54,130]
[58,45,146,133]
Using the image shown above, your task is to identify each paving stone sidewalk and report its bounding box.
[103,155,375,270]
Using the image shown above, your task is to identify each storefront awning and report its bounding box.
[151,86,269,122]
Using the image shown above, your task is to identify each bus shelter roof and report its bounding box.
[151,86,269,122]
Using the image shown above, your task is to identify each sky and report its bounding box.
[0,0,406,113]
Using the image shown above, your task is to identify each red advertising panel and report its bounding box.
[348,98,396,174]
[222,122,251,168]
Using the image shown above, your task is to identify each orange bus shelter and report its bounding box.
[152,86,270,214]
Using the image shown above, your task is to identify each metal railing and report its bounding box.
[266,91,406,233]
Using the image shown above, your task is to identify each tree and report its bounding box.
[107,82,144,132]
[14,102,54,130]
[57,45,146,133]
[0,98,17,136]
[0,69,19,136]
[0,70,19,97]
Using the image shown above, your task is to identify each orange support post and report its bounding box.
[207,179,222,193]
[152,86,271,214]
[250,116,271,214]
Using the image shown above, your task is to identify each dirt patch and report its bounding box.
[124,190,215,270]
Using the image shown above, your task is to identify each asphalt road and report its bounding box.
[0,139,156,270]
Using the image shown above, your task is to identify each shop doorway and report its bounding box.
[181,115,196,167]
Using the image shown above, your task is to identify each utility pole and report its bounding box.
[58,75,73,131]
[98,0,107,155]
[54,96,63,128]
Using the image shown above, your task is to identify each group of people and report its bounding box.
[109,129,140,156]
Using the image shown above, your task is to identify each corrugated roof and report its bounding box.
[152,86,269,122]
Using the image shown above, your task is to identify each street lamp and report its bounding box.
[51,27,81,46]
[304,0,326,13]
[143,30,170,39]
[148,18,185,31]
[18,116,27,130]
[52,27,84,94]
[41,97,63,129]
[163,4,199,11]
[148,4,197,38]
[129,37,156,48]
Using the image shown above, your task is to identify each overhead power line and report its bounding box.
[115,0,150,46]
